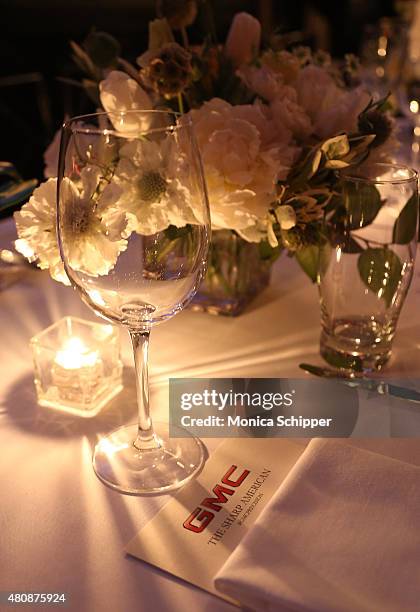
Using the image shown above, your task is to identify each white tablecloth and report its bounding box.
[1,217,420,612]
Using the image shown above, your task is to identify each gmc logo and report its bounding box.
[183,465,250,533]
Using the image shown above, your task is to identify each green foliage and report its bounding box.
[357,247,402,307]
[258,240,281,262]
[393,192,418,244]
[164,224,193,240]
[343,182,382,229]
[295,245,320,282]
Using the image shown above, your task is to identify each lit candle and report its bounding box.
[52,336,104,405]
[55,337,98,369]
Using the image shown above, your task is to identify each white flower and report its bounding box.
[275,205,297,230]
[224,12,261,68]
[247,205,296,250]
[238,64,281,102]
[237,213,278,247]
[237,215,270,244]
[113,137,198,235]
[43,119,116,180]
[267,216,278,248]
[187,98,298,238]
[99,70,153,134]
[14,169,131,284]
[14,179,69,284]
[60,166,129,276]
[295,65,370,139]
[260,50,300,84]
[270,85,312,141]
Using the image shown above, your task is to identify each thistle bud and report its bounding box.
[359,109,393,148]
[143,42,192,98]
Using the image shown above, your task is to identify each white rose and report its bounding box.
[187,98,297,237]
[238,65,281,102]
[99,70,152,134]
[270,85,312,141]
[295,65,370,139]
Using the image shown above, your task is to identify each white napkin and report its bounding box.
[214,439,420,612]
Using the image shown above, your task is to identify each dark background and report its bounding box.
[0,0,396,181]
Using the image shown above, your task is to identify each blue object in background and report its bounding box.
[0,162,37,215]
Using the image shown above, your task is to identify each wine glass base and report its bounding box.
[92,421,206,495]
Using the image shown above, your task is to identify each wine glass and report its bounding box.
[57,110,210,495]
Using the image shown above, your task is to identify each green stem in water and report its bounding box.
[177,93,184,115]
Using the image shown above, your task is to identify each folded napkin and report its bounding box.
[214,439,420,612]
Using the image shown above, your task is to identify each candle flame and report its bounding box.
[55,337,99,369]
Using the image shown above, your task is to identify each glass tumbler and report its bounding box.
[319,163,418,375]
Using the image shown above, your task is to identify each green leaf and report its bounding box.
[295,245,319,282]
[321,134,350,160]
[164,224,192,240]
[310,149,322,176]
[392,192,418,244]
[345,134,376,163]
[258,240,281,262]
[291,149,323,184]
[343,182,382,229]
[328,223,364,253]
[342,237,364,254]
[357,247,402,307]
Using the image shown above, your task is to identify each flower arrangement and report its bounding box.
[15,2,396,298]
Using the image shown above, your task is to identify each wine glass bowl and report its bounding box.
[57,111,210,494]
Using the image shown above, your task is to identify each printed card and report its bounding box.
[126,438,305,603]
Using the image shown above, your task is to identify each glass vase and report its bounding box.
[190,230,271,316]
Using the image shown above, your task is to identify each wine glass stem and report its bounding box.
[129,329,160,451]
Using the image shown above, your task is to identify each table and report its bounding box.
[1,217,420,612]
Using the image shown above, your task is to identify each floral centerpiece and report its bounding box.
[15,2,395,314]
